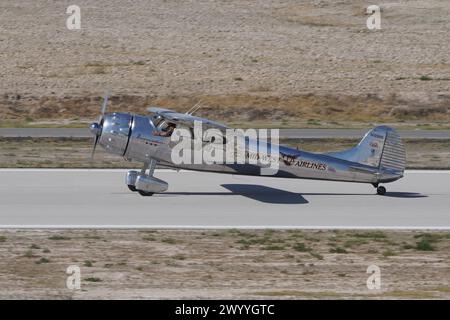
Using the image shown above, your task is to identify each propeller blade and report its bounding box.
[91,90,110,160]
[91,135,100,160]
[101,91,109,114]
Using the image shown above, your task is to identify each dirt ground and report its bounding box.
[0,137,449,169]
[0,0,449,126]
[0,229,449,299]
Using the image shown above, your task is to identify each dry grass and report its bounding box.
[0,229,449,299]
[2,93,450,128]
[1,137,448,169]
[0,138,128,168]
[1,0,449,126]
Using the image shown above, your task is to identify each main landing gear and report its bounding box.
[137,190,154,197]
[127,183,152,196]
[372,183,386,195]
[126,159,168,196]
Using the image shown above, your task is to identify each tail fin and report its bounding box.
[327,126,406,172]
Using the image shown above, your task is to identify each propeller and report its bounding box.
[89,91,110,159]
[100,90,109,120]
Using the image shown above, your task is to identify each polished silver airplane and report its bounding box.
[90,95,405,196]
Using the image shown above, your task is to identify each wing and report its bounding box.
[147,106,229,131]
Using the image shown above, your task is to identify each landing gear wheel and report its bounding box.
[138,190,154,197]
[128,185,137,192]
[376,186,386,195]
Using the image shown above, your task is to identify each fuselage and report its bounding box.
[92,112,403,186]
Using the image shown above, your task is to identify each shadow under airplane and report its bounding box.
[221,184,309,204]
[158,184,308,204]
[382,192,427,198]
[126,185,427,204]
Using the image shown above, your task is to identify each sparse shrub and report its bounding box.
[309,252,324,260]
[83,235,102,240]
[329,247,348,254]
[414,233,443,243]
[262,245,285,250]
[237,239,251,245]
[132,60,146,65]
[343,239,367,248]
[293,243,309,252]
[420,75,432,81]
[161,238,178,244]
[85,277,102,282]
[382,250,396,257]
[302,269,315,276]
[84,260,94,267]
[48,235,71,240]
[416,239,434,251]
[90,66,107,74]
[35,257,50,264]
[307,119,321,126]
[353,231,386,239]
[24,249,34,258]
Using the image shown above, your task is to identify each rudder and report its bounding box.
[327,126,406,173]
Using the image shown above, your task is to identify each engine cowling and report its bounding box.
[91,112,133,157]
[124,115,164,163]
[90,113,164,162]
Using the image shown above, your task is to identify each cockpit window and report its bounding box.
[153,122,176,137]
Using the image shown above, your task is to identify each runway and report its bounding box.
[1,128,450,139]
[0,169,448,229]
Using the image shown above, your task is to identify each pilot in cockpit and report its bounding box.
[153,122,176,137]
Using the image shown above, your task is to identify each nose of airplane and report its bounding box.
[90,122,102,136]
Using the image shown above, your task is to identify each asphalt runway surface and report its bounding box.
[0,169,448,229]
[1,128,450,139]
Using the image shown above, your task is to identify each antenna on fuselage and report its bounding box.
[186,100,203,115]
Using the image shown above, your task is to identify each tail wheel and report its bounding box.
[138,190,154,197]
[128,185,137,192]
[376,186,386,195]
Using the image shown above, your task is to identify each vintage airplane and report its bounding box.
[89,94,405,196]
